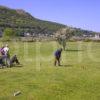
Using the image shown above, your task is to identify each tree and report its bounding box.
[2,28,18,41]
[55,27,75,50]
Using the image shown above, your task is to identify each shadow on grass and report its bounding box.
[58,65,73,67]
[65,49,84,52]
[0,64,23,69]
[12,64,23,67]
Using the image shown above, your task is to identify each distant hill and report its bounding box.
[0,5,66,36]
[0,5,97,37]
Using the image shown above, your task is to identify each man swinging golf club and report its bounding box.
[54,48,63,66]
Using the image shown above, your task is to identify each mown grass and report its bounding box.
[0,41,100,100]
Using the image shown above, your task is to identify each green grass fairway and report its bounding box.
[0,42,100,100]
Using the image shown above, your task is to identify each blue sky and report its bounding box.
[0,0,100,32]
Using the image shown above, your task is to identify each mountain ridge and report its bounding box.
[0,5,66,36]
[0,5,97,37]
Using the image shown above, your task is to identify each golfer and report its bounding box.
[54,48,62,66]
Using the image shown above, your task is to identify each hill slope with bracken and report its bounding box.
[0,5,65,36]
[0,5,96,37]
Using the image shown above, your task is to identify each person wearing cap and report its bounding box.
[54,48,63,66]
[3,44,10,67]
[0,45,7,68]
[10,55,20,67]
[3,44,9,56]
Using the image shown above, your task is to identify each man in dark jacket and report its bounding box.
[54,48,62,66]
[0,55,20,68]
[0,55,6,68]
[10,55,20,67]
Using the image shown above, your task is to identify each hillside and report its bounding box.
[0,5,65,36]
[0,5,96,37]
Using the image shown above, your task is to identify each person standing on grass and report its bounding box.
[0,46,5,67]
[3,44,10,66]
[54,48,63,66]
[3,44,9,56]
[0,45,5,56]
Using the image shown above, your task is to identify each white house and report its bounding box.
[95,33,100,39]
[24,33,31,37]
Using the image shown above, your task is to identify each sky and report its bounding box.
[0,0,100,32]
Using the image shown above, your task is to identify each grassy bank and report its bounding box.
[0,41,100,100]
